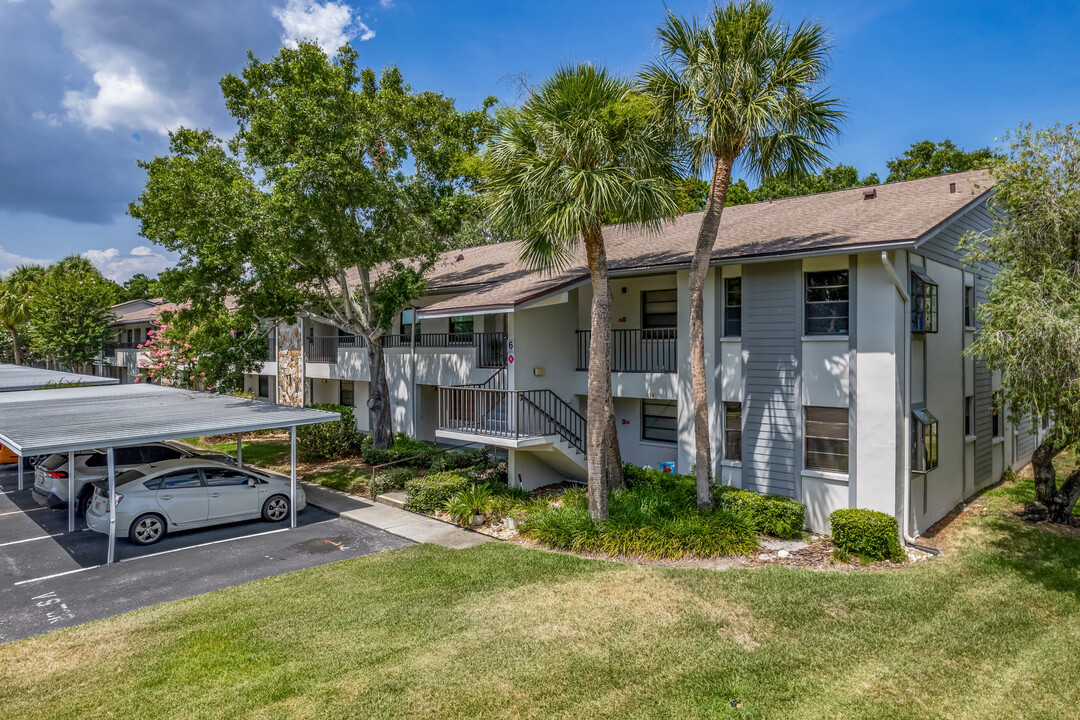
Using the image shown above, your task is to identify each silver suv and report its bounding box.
[32,442,234,514]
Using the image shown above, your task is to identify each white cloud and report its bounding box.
[379,0,394,7]
[274,0,373,52]
[48,0,200,135]
[83,246,175,282]
[0,245,51,275]
[31,110,62,128]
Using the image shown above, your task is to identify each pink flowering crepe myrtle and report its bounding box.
[137,304,201,389]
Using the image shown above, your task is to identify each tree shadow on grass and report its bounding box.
[978,514,1080,599]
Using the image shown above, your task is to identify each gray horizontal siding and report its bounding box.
[742,261,800,498]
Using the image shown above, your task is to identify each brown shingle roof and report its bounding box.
[414,170,992,317]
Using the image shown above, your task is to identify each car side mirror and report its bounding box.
[247,478,256,487]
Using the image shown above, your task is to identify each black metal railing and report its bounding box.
[337,334,366,349]
[307,336,339,363]
[113,342,140,351]
[576,328,677,373]
[437,386,586,454]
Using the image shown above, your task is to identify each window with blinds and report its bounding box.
[642,399,677,444]
[805,406,849,473]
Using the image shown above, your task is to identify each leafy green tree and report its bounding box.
[0,264,45,365]
[886,139,1000,183]
[28,256,119,371]
[485,64,682,520]
[724,164,879,206]
[121,273,160,301]
[642,0,844,507]
[131,42,490,448]
[962,124,1080,523]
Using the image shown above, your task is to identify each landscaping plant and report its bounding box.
[713,485,806,539]
[296,404,364,462]
[444,484,494,526]
[829,508,906,563]
[405,472,470,514]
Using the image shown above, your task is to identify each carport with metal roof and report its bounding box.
[0,365,118,392]
[0,383,338,563]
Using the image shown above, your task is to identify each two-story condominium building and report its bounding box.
[94,298,173,383]
[245,170,1039,537]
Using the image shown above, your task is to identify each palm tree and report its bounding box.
[641,0,844,508]
[0,264,45,365]
[485,64,683,521]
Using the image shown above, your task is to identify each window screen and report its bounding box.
[805,270,849,335]
[258,375,269,398]
[911,268,939,333]
[340,380,355,407]
[724,402,741,460]
[724,278,741,337]
[912,407,939,472]
[401,309,420,336]
[642,400,677,444]
[449,316,474,340]
[965,395,974,436]
[964,285,975,328]
[642,289,678,330]
[992,390,1003,438]
[805,406,849,473]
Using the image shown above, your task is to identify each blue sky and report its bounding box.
[1,0,1078,280]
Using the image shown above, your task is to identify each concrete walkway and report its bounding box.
[301,481,492,550]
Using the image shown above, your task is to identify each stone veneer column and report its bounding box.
[276,321,304,407]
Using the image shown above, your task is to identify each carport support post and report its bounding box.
[67,451,75,533]
[17,459,22,491]
[290,425,297,528]
[236,432,243,468]
[107,447,116,564]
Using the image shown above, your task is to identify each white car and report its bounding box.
[85,459,306,545]
[33,442,234,514]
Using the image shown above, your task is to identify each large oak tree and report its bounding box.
[131,42,490,447]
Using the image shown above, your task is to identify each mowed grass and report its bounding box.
[3,479,1080,720]
[190,436,292,470]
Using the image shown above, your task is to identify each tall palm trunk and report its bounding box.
[584,225,616,521]
[6,324,20,365]
[689,154,736,509]
[367,338,394,449]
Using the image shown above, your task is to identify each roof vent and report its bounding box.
[863,188,877,200]
[949,182,957,194]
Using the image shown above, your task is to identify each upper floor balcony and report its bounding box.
[308,331,507,368]
[576,328,677,374]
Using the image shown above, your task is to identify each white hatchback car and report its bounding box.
[85,459,306,545]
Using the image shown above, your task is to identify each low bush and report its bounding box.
[444,484,494,525]
[713,486,806,539]
[372,467,415,495]
[361,433,440,468]
[830,508,907,563]
[296,404,364,461]
[520,483,758,559]
[404,472,470,514]
[429,447,492,473]
[464,462,508,486]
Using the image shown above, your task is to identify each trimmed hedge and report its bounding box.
[713,486,806,539]
[372,467,415,495]
[405,472,470,514]
[830,508,907,562]
[296,404,364,461]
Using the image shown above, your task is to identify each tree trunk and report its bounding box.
[7,325,20,366]
[605,407,625,490]
[367,338,394,450]
[689,155,736,509]
[1026,440,1080,523]
[584,225,615,521]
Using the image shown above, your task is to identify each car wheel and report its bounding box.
[262,495,290,522]
[129,513,167,545]
[76,489,93,516]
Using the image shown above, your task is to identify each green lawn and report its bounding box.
[2,477,1079,719]
[190,436,292,470]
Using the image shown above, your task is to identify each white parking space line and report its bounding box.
[113,520,332,565]
[0,532,63,548]
[13,565,102,586]
[0,507,48,517]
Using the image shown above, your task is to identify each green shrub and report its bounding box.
[830,508,907,562]
[519,483,758,559]
[444,485,494,525]
[429,446,492,473]
[405,472,470,514]
[296,404,364,461]
[464,462,508,486]
[372,467,415,494]
[713,486,806,539]
[361,433,441,468]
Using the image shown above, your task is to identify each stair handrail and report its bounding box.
[517,389,586,454]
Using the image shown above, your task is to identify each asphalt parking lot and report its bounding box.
[0,464,414,644]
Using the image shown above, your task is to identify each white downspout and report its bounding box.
[882,251,923,549]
